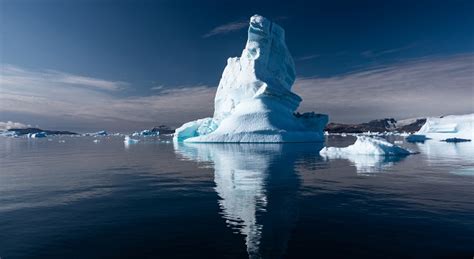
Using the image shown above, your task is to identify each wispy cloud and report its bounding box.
[0,64,215,130]
[0,121,31,131]
[296,54,320,61]
[294,53,474,122]
[150,85,165,91]
[1,65,127,91]
[1,53,472,130]
[361,43,418,58]
[202,20,248,38]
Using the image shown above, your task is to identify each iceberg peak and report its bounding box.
[175,15,328,143]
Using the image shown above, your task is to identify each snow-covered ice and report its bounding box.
[320,136,415,156]
[174,15,328,143]
[416,114,473,141]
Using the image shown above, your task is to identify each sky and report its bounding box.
[1,0,473,132]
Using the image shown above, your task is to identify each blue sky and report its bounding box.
[1,0,473,131]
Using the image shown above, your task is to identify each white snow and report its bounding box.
[396,117,425,127]
[416,114,473,141]
[320,136,415,156]
[174,15,328,143]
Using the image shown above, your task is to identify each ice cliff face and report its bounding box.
[174,15,328,143]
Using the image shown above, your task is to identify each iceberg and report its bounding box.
[320,136,415,156]
[174,15,328,143]
[84,130,108,137]
[124,135,139,145]
[416,114,473,141]
[131,129,159,137]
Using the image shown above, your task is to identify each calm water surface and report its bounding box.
[0,135,473,258]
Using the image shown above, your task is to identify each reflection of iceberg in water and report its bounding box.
[416,141,474,162]
[320,137,410,174]
[174,143,322,258]
[321,153,405,174]
[416,141,474,175]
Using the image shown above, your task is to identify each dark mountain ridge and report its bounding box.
[7,128,77,136]
[325,118,426,133]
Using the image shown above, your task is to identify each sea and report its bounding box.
[0,135,473,258]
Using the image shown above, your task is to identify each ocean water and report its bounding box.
[0,135,473,258]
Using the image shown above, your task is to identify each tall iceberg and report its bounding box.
[174,15,328,143]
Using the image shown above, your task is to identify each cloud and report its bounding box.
[150,85,165,91]
[1,53,472,131]
[202,20,248,38]
[1,65,126,91]
[0,64,215,130]
[0,121,31,131]
[296,54,320,61]
[361,43,418,58]
[293,53,474,122]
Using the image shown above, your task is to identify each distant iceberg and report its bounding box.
[84,130,108,137]
[320,136,415,156]
[174,15,328,143]
[124,135,139,145]
[415,114,473,141]
[132,129,159,137]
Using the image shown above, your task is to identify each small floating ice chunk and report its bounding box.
[442,138,471,143]
[93,139,100,143]
[406,134,430,143]
[124,135,139,144]
[320,136,415,156]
